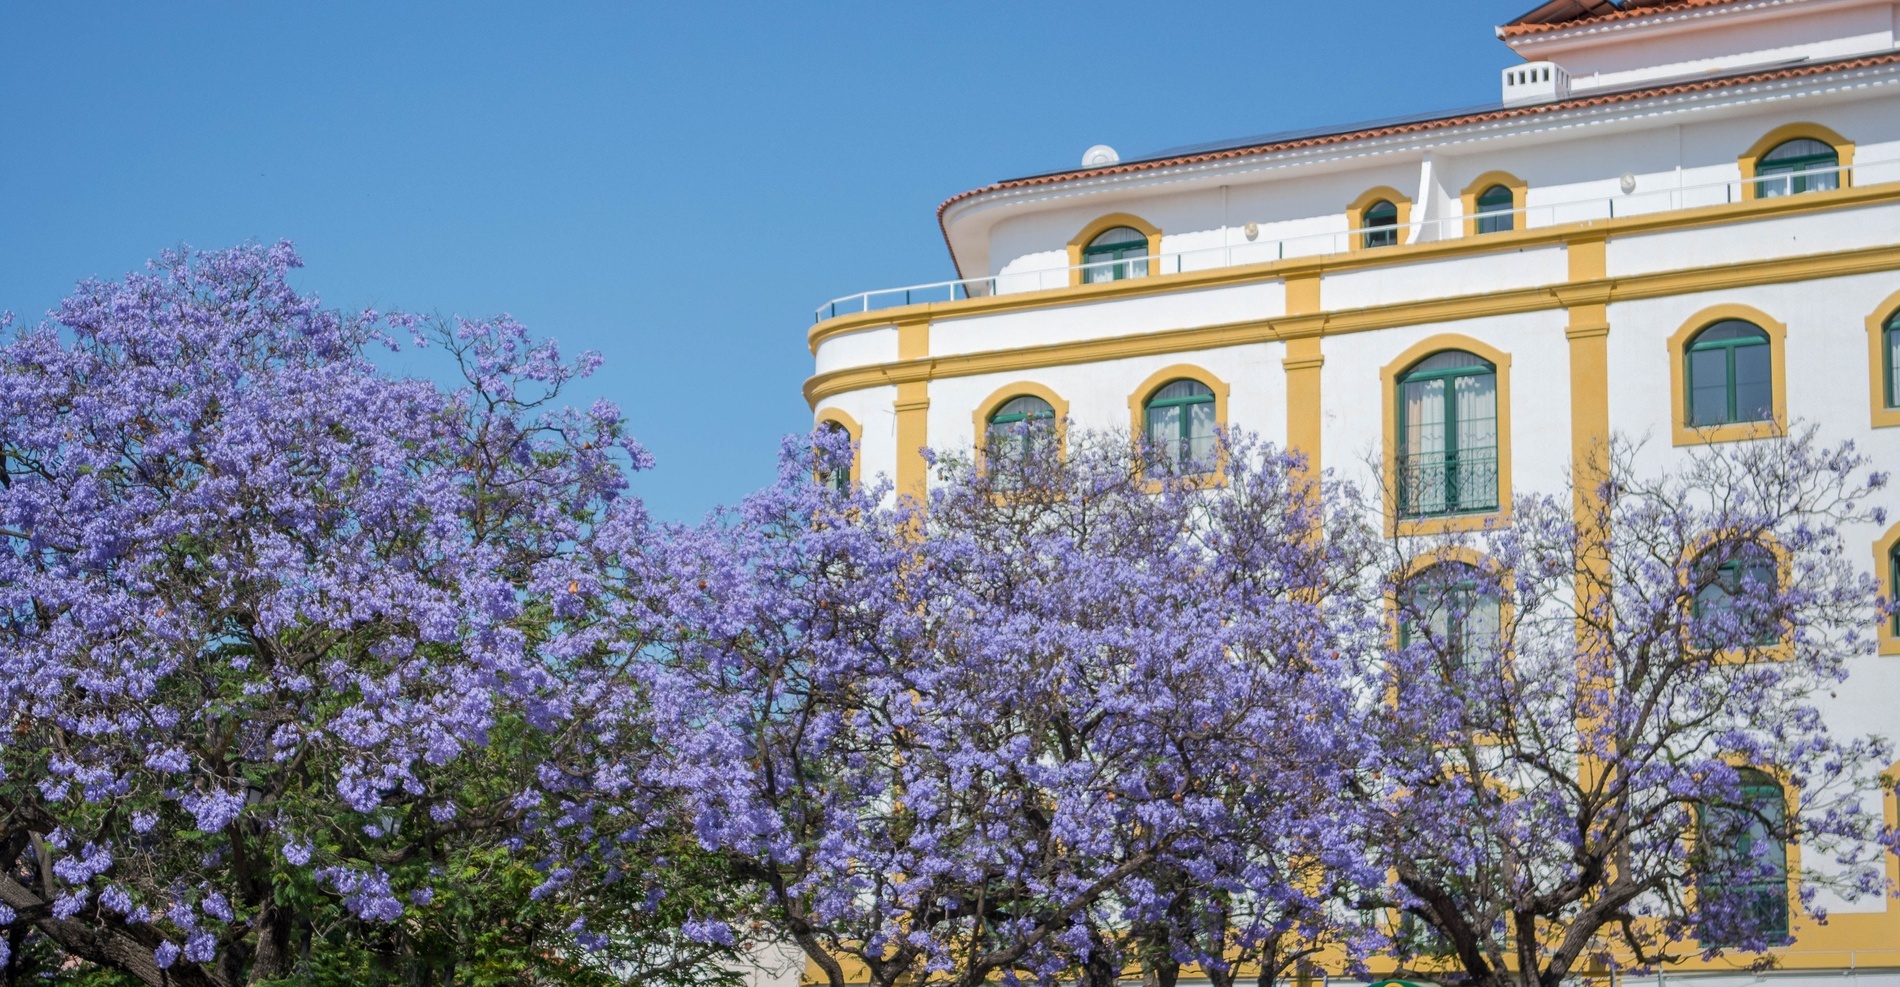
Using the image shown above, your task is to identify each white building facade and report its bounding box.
[805,0,1900,981]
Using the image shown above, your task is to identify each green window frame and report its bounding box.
[1363,199,1400,249]
[1082,227,1150,284]
[1685,320,1773,427]
[1143,379,1216,473]
[1475,185,1515,234]
[1755,138,1839,198]
[1397,351,1499,518]
[985,394,1057,464]
[1698,769,1790,946]
[1890,543,1899,638]
[1884,311,1899,410]
[1398,562,1504,677]
[1692,543,1781,649]
[816,420,852,493]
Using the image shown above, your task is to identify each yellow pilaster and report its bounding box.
[1564,236,1613,793]
[1282,273,1325,473]
[895,318,931,504]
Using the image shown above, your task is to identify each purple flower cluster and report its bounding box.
[3,243,1889,987]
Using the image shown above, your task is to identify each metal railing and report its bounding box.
[1397,448,1500,519]
[815,161,1887,323]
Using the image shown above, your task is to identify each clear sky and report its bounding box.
[1,1,1532,522]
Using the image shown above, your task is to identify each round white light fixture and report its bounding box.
[1620,172,1638,193]
[1081,144,1120,167]
[1243,221,1260,241]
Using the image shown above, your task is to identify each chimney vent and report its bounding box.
[1502,61,1571,105]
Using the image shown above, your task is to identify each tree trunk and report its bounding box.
[246,902,294,984]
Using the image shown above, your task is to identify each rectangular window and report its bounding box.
[1732,344,1774,421]
[1688,347,1730,426]
[1887,326,1899,408]
[1476,211,1513,235]
[1187,400,1216,465]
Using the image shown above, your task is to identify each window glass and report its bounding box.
[1885,311,1899,409]
[1685,320,1773,427]
[1693,543,1780,649]
[1475,184,1515,234]
[1699,770,1789,945]
[986,394,1057,466]
[1363,199,1399,248]
[1398,351,1499,517]
[1890,544,1899,637]
[817,420,851,493]
[1399,562,1505,719]
[1756,138,1839,198]
[1082,226,1150,284]
[1143,379,1216,473]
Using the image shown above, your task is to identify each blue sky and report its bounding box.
[1,1,1531,522]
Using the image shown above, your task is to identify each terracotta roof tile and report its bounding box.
[1500,0,1749,38]
[936,49,1900,263]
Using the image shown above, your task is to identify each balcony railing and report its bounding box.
[816,162,1889,323]
[1397,448,1499,519]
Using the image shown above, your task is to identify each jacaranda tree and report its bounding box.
[602,425,1386,987]
[1362,430,1893,987]
[0,244,749,986]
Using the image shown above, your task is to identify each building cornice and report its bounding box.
[823,178,1900,355]
[934,50,1900,266]
[807,235,1900,407]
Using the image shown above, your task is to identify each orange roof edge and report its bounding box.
[934,47,1900,272]
[1499,0,1748,38]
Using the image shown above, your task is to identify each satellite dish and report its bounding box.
[1081,144,1120,167]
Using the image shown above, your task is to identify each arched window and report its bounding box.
[816,419,853,493]
[1755,138,1839,198]
[1475,184,1516,234]
[985,394,1057,464]
[1143,379,1216,472]
[1884,309,1899,410]
[1397,351,1499,518]
[1692,541,1781,650]
[1399,562,1505,711]
[1686,320,1773,428]
[1889,541,1900,639]
[1698,769,1790,946]
[1082,227,1150,284]
[1362,199,1400,249]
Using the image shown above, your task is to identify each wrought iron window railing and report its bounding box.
[1397,447,1499,518]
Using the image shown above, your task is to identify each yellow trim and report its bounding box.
[1566,236,1614,791]
[809,179,1900,352]
[812,407,863,488]
[1127,364,1231,488]
[1379,335,1513,537]
[894,382,929,505]
[1284,273,1325,475]
[1284,338,1324,475]
[1876,524,1900,657]
[1460,170,1529,237]
[1685,761,1804,952]
[1346,186,1413,251]
[1384,547,1518,747]
[1679,531,1796,664]
[1666,304,1788,447]
[808,239,1900,407]
[1066,213,1164,288]
[972,381,1071,467]
[1867,288,1900,429]
[1738,122,1855,201]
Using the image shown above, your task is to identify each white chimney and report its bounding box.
[1501,61,1570,106]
